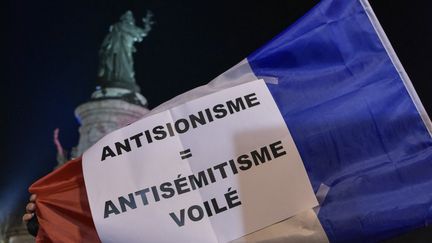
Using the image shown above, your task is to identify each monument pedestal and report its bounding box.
[72,99,149,158]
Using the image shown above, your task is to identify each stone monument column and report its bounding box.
[73,96,149,157]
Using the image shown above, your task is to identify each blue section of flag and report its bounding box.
[247,0,432,242]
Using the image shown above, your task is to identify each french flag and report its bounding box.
[30,0,432,242]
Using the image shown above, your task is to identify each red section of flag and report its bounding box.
[29,158,101,243]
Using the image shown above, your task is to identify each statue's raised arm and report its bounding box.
[142,10,154,35]
[97,10,154,91]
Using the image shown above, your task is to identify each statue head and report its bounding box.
[120,10,135,25]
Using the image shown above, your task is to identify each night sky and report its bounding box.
[2,0,431,240]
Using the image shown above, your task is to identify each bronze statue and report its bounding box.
[98,10,154,91]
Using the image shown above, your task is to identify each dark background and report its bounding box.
[1,0,431,241]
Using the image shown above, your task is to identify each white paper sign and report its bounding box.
[83,79,318,243]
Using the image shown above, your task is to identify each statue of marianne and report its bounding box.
[97,10,154,90]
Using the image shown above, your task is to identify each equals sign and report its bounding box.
[179,149,192,160]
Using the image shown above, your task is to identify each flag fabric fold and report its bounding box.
[29,0,432,242]
[30,158,100,243]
